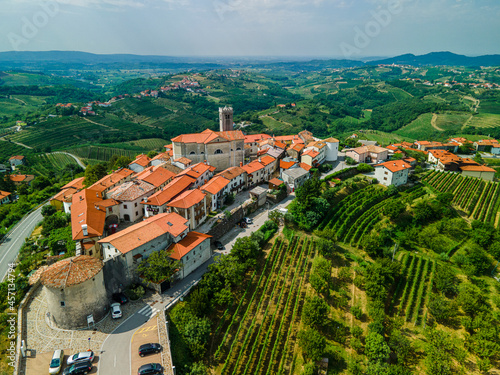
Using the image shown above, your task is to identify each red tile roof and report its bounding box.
[98,213,188,254]
[459,164,495,172]
[269,178,284,186]
[375,160,412,173]
[172,129,244,144]
[280,160,296,170]
[9,174,34,183]
[302,149,320,158]
[201,176,230,195]
[0,190,11,200]
[259,155,276,166]
[135,166,176,188]
[241,160,265,175]
[291,143,305,152]
[62,177,85,190]
[216,166,247,180]
[168,231,212,260]
[167,189,206,209]
[244,134,271,143]
[40,255,103,289]
[51,188,77,203]
[129,154,151,168]
[71,189,106,241]
[177,162,216,180]
[299,163,312,171]
[88,168,134,193]
[143,175,196,207]
[174,157,192,165]
[9,155,25,161]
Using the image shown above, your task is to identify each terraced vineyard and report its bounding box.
[213,236,313,375]
[423,171,500,226]
[390,253,436,326]
[30,153,82,176]
[65,146,138,161]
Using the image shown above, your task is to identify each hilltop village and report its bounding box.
[2,106,497,331]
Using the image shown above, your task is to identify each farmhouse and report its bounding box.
[9,155,25,168]
[9,174,34,186]
[374,160,412,187]
[167,231,212,280]
[0,190,11,205]
[345,145,389,164]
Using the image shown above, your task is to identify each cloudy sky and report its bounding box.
[1,0,499,58]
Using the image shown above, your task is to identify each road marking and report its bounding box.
[114,355,116,367]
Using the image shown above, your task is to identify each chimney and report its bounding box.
[82,224,88,236]
[240,162,243,167]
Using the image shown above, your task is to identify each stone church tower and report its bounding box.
[219,106,234,132]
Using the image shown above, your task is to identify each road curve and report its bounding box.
[0,205,44,280]
[48,151,87,170]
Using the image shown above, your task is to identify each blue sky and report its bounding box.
[1,0,499,57]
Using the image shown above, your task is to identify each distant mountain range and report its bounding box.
[0,50,498,72]
[368,51,500,67]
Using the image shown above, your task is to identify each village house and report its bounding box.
[88,168,135,198]
[142,175,196,218]
[175,161,216,189]
[345,145,389,164]
[375,160,412,187]
[282,167,310,192]
[0,190,12,205]
[216,166,247,194]
[303,141,327,165]
[459,163,496,181]
[167,188,208,230]
[473,139,500,154]
[301,149,320,167]
[167,231,212,280]
[49,177,86,212]
[172,157,192,170]
[135,166,176,192]
[201,176,230,212]
[128,154,151,172]
[9,155,25,168]
[414,140,459,153]
[9,174,35,186]
[323,137,340,162]
[244,133,271,158]
[287,143,305,159]
[98,213,189,283]
[150,152,171,167]
[241,160,266,188]
[259,155,278,180]
[107,180,156,222]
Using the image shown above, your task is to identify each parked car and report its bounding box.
[138,363,163,375]
[49,349,64,374]
[67,351,94,366]
[112,292,128,304]
[138,343,162,357]
[62,361,92,375]
[214,241,224,250]
[111,302,122,319]
[243,217,253,224]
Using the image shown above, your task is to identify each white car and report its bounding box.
[66,350,94,365]
[111,302,122,319]
[243,217,253,224]
[49,349,64,374]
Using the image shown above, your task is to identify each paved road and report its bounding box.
[0,205,44,280]
[48,151,87,170]
[98,191,296,374]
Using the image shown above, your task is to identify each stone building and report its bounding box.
[219,106,234,132]
[171,129,245,171]
[40,255,108,329]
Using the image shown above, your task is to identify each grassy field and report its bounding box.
[0,141,32,163]
[395,113,434,140]
[434,112,470,132]
[102,138,168,151]
[468,113,500,128]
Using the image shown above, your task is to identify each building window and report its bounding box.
[124,204,128,209]
[190,151,196,155]
[136,211,139,216]
[214,149,223,154]
[193,250,196,256]
[384,177,387,181]
[186,255,189,261]
[135,202,138,207]
[60,301,65,307]
[236,147,241,151]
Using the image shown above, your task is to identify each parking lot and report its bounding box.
[130,315,163,374]
[26,349,98,374]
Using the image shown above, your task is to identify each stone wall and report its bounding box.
[207,199,259,241]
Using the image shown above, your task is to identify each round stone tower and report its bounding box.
[41,255,108,329]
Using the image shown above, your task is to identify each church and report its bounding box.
[171,107,245,171]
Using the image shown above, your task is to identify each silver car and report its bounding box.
[66,351,94,366]
[49,349,64,374]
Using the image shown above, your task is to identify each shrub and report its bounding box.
[125,284,145,300]
[346,156,357,165]
[357,163,374,173]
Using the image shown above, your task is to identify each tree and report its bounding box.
[424,328,455,375]
[357,163,374,173]
[383,199,406,220]
[231,237,260,265]
[302,296,329,327]
[298,328,326,362]
[136,249,181,283]
[477,358,492,373]
[41,205,57,217]
[428,294,458,324]
[112,156,132,169]
[84,163,107,186]
[31,176,51,191]
[268,210,284,226]
[310,256,332,295]
[457,283,485,317]
[346,156,356,165]
[365,332,390,363]
[389,330,414,366]
[433,265,458,296]
[41,214,68,237]
[316,238,336,257]
[147,151,158,159]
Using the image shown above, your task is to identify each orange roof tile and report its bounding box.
[375,160,412,173]
[241,160,265,175]
[302,149,320,158]
[244,134,271,143]
[323,137,340,143]
[88,168,134,193]
[130,154,151,168]
[280,160,296,170]
[135,166,176,188]
[259,155,276,166]
[167,189,206,209]
[459,165,495,172]
[177,162,216,179]
[0,190,11,200]
[71,189,106,241]
[201,176,230,195]
[51,188,77,203]
[95,199,120,208]
[108,180,155,201]
[168,231,212,260]
[40,255,103,289]
[216,166,247,180]
[98,213,189,254]
[143,175,196,207]
[269,178,284,186]
[9,174,34,183]
[274,141,286,149]
[151,152,171,162]
[9,155,25,161]
[62,177,85,190]
[291,143,305,152]
[299,163,312,171]
[172,129,244,144]
[174,157,192,165]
